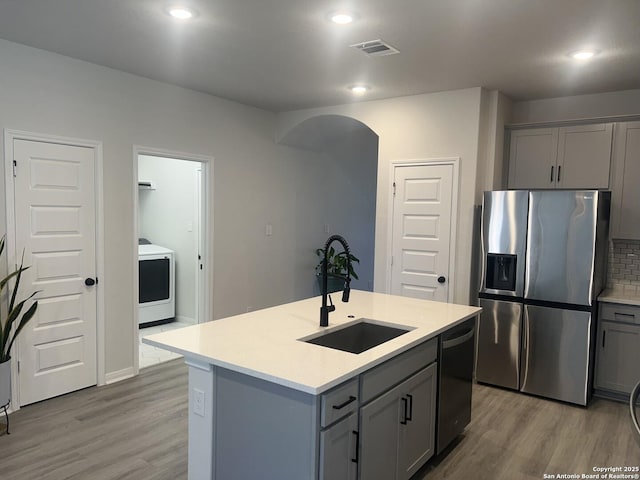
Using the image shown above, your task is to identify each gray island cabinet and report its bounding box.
[144,291,480,480]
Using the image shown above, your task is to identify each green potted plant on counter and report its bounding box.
[315,245,359,293]
[0,235,39,432]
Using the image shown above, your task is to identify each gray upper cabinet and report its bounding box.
[508,123,613,190]
[508,128,558,189]
[610,121,640,239]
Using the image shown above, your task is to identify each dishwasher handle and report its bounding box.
[442,327,475,350]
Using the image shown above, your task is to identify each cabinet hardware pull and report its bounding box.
[400,397,409,425]
[550,166,554,183]
[332,396,356,410]
[406,394,413,422]
[351,430,359,463]
[557,165,562,182]
[602,330,606,348]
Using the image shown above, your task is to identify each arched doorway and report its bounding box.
[279,115,379,292]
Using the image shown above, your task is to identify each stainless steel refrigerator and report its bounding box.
[476,190,610,405]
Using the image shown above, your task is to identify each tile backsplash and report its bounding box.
[607,239,640,293]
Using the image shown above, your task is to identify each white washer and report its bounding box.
[138,244,175,326]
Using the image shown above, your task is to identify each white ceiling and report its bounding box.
[0,0,638,112]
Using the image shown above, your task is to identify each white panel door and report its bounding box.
[13,139,97,406]
[391,164,453,302]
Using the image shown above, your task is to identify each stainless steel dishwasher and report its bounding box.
[436,317,476,455]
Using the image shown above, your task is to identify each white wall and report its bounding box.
[277,88,484,304]
[511,88,640,124]
[138,155,200,322]
[0,39,329,377]
[476,90,513,198]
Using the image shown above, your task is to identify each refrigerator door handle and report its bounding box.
[520,311,530,389]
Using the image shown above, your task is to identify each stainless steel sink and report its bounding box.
[303,320,411,354]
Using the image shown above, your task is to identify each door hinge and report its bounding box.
[392,182,396,196]
[12,160,17,177]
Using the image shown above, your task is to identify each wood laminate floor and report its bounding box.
[0,360,638,480]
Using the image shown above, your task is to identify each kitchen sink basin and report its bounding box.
[303,320,411,354]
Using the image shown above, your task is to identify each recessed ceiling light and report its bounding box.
[330,11,355,24]
[167,6,196,20]
[569,49,599,60]
[349,85,370,94]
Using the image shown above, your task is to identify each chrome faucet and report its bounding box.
[320,235,352,327]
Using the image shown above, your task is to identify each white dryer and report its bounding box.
[138,243,175,327]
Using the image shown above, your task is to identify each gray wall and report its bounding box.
[138,155,200,322]
[322,127,378,292]
[0,39,332,377]
[280,115,378,293]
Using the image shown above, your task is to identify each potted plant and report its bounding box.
[0,235,39,416]
[315,246,360,293]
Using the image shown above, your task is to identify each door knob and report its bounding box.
[437,276,446,284]
[85,278,96,286]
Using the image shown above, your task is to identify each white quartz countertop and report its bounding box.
[143,290,481,395]
[598,288,640,306]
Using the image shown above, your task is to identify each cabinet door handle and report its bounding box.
[332,396,356,410]
[406,394,413,422]
[557,165,561,182]
[400,397,408,425]
[550,166,554,183]
[351,430,359,463]
[602,330,606,348]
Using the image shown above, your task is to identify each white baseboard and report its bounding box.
[104,366,136,385]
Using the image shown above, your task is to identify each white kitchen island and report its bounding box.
[144,290,481,480]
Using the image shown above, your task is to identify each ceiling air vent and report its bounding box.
[350,39,399,57]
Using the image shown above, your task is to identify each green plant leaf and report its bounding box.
[9,252,27,313]
[2,292,32,356]
[3,299,38,361]
[2,291,37,360]
[313,244,359,279]
[0,236,39,362]
[0,268,22,293]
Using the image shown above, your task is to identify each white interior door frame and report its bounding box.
[132,145,214,374]
[3,128,105,410]
[386,157,460,302]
